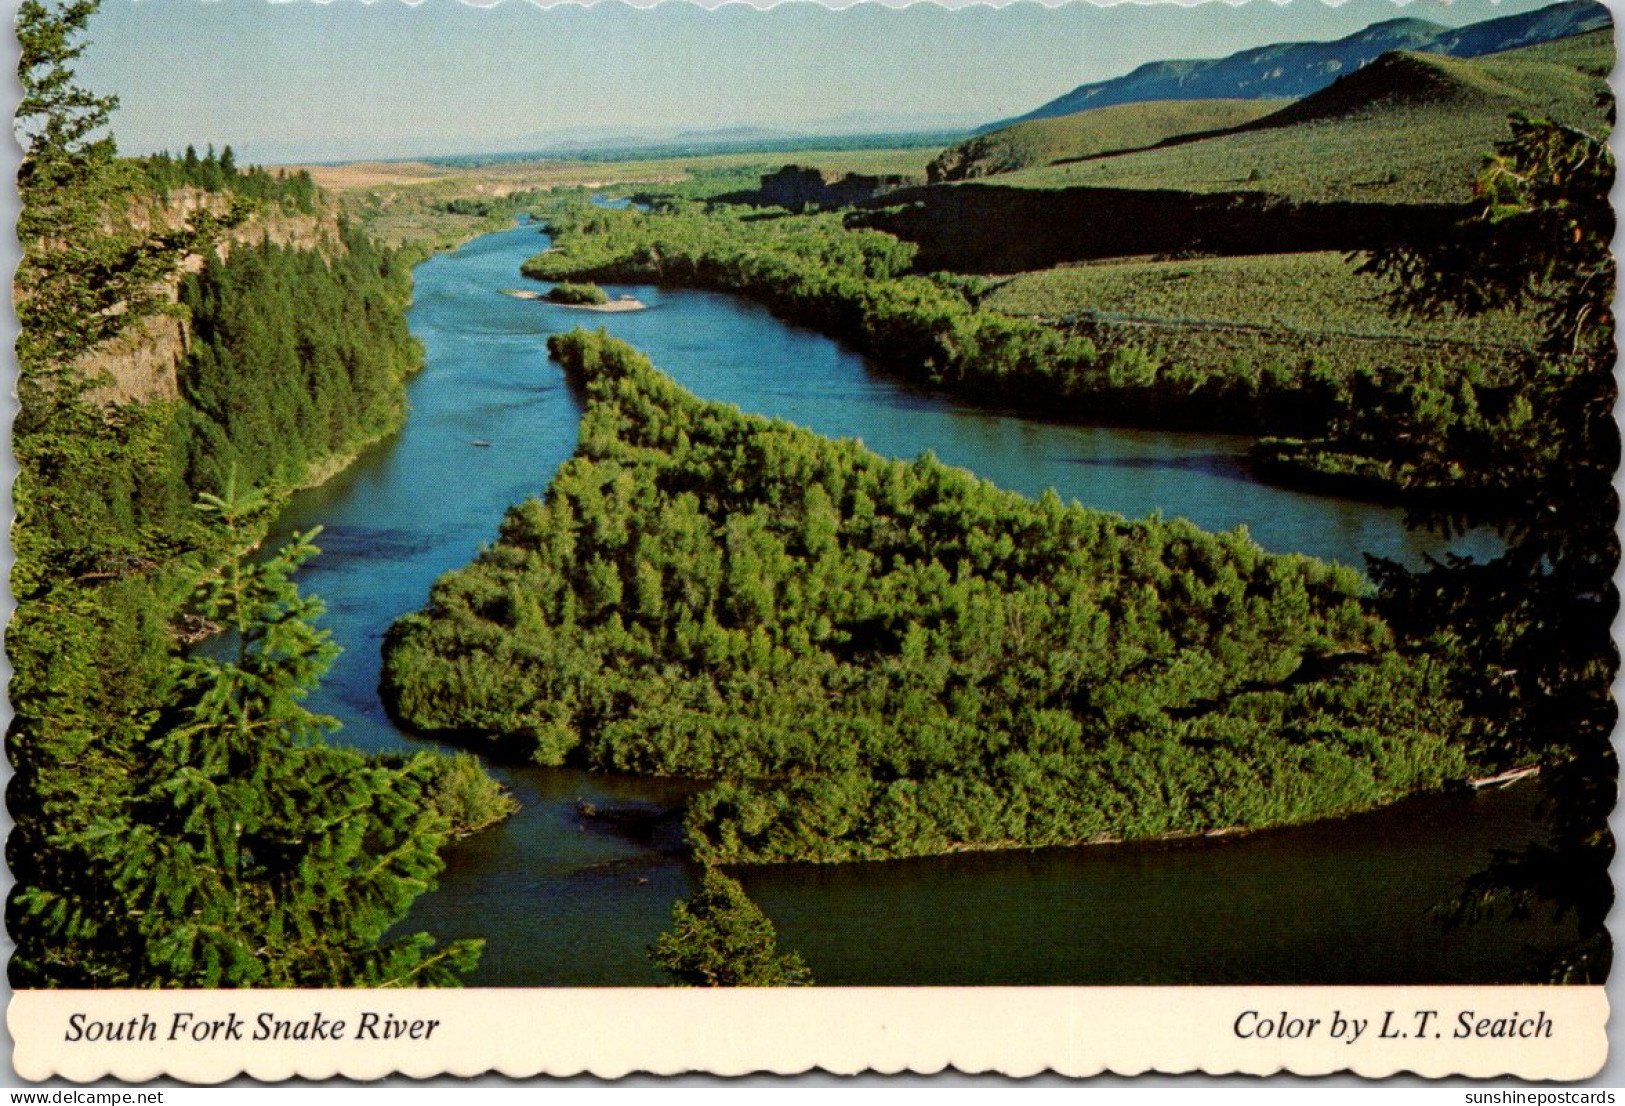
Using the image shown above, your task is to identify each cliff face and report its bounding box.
[79,309,193,405]
[79,187,345,405]
[858,183,1464,273]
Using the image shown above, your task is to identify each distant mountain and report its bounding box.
[429,112,982,165]
[672,126,796,144]
[988,0,1611,130]
[980,29,1613,206]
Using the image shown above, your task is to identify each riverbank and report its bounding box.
[521,205,1538,516]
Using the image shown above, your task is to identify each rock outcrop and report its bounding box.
[758,165,912,211]
[76,187,344,405]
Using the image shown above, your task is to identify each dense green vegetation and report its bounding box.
[17,487,483,987]
[625,165,764,204]
[927,100,1285,183]
[176,227,423,493]
[391,751,521,837]
[138,144,320,213]
[998,31,1612,203]
[10,0,490,987]
[383,329,1467,863]
[1353,115,1617,981]
[650,869,813,986]
[15,214,425,593]
[525,203,1555,507]
[545,281,611,306]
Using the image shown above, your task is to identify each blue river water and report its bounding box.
[261,219,1565,985]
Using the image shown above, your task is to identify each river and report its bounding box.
[261,217,1570,986]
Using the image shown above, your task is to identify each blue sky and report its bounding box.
[77,0,1569,163]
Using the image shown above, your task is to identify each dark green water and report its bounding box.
[263,218,1566,986]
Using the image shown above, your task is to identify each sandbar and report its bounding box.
[500,289,648,312]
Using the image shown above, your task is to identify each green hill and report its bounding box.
[995,29,1613,204]
[982,251,1543,383]
[926,100,1287,183]
[989,0,1611,128]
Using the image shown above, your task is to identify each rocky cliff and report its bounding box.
[79,187,345,405]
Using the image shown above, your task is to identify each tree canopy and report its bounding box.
[8,0,482,988]
[650,868,813,987]
[384,329,1469,864]
[19,485,481,986]
[1363,116,1618,981]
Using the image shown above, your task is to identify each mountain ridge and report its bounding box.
[986,0,1612,131]
[977,28,1613,205]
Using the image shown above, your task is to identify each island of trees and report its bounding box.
[383,328,1471,863]
[414,99,1616,974]
[545,281,611,306]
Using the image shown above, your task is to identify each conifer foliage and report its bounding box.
[20,483,481,987]
[9,0,478,987]
[1362,116,1618,981]
[177,228,421,495]
[650,869,812,987]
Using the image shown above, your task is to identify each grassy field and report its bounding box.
[982,251,1544,376]
[298,146,935,194]
[992,30,1612,204]
[295,146,938,249]
[927,99,1288,182]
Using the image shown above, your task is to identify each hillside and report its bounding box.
[981,251,1542,381]
[927,100,1287,183]
[12,38,493,986]
[993,29,1614,204]
[993,0,1611,127]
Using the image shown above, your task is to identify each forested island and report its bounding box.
[446,34,1612,974]
[383,329,1468,862]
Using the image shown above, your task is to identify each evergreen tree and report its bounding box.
[13,0,217,590]
[1364,116,1618,980]
[16,0,196,380]
[9,0,200,984]
[9,0,480,988]
[18,481,482,986]
[650,868,813,987]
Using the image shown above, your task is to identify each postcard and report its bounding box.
[6,0,1616,1083]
